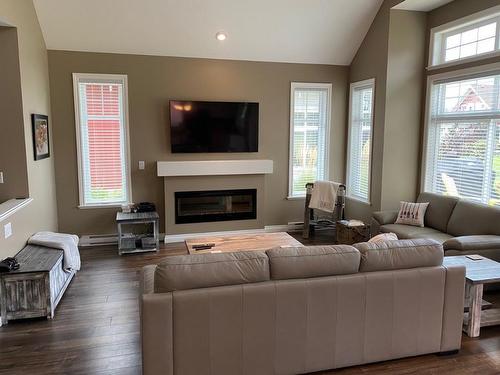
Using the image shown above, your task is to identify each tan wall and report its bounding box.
[0,0,58,257]
[0,26,29,202]
[48,51,348,235]
[381,10,426,210]
[346,0,404,222]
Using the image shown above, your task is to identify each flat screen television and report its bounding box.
[169,100,259,153]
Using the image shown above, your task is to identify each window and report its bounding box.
[423,67,500,207]
[288,82,331,197]
[73,73,132,207]
[347,79,375,203]
[430,6,500,67]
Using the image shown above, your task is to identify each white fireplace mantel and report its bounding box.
[157,160,273,177]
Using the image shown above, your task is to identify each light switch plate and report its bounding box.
[4,222,12,239]
[138,161,145,170]
[0,171,3,184]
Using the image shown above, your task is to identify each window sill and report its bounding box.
[78,203,129,210]
[286,195,306,200]
[427,50,500,72]
[0,198,33,222]
[346,196,371,206]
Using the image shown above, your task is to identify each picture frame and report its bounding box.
[31,114,50,160]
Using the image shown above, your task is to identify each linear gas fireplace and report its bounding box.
[175,189,257,224]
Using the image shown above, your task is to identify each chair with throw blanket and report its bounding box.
[303,181,346,239]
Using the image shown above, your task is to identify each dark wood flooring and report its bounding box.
[0,232,499,374]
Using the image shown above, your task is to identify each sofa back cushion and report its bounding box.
[354,239,443,272]
[446,200,500,236]
[266,245,360,280]
[154,251,270,293]
[417,192,458,233]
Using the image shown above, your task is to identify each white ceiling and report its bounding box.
[33,0,384,66]
[394,0,454,12]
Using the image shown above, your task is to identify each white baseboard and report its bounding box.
[164,223,301,243]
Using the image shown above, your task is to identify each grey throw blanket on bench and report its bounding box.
[28,231,81,271]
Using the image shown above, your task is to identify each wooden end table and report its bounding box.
[443,255,500,337]
[116,211,159,255]
[185,232,302,254]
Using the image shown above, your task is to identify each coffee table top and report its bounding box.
[185,232,302,254]
[443,255,500,284]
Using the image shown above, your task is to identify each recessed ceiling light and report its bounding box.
[215,32,227,41]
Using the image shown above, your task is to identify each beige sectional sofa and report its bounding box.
[140,239,465,375]
[372,192,500,262]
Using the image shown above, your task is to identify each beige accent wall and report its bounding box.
[346,0,427,222]
[47,51,348,235]
[381,10,426,210]
[0,0,58,257]
[0,26,29,202]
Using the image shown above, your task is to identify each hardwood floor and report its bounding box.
[0,233,499,374]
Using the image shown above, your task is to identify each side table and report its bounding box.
[443,255,500,337]
[116,211,159,255]
[335,220,371,245]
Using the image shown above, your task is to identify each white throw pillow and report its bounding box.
[369,232,398,243]
[395,201,429,227]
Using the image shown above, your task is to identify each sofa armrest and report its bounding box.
[140,265,157,295]
[441,264,465,352]
[443,235,500,251]
[372,210,398,225]
[141,293,173,375]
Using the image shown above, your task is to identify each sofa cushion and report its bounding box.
[417,192,459,233]
[154,251,270,293]
[266,245,360,280]
[443,235,500,251]
[380,224,453,243]
[446,200,500,236]
[354,239,444,272]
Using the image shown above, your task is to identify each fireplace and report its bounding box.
[175,189,257,224]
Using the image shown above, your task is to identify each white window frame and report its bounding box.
[429,5,500,70]
[72,73,133,209]
[346,78,375,204]
[421,61,500,202]
[288,82,332,199]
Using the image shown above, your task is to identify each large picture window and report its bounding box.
[347,79,374,203]
[288,82,331,197]
[423,67,500,206]
[73,73,132,207]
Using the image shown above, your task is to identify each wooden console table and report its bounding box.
[443,255,500,337]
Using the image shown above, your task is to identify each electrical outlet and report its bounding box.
[138,161,145,170]
[0,171,3,184]
[4,222,12,239]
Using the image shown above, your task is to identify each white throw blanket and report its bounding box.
[309,181,341,213]
[28,232,81,271]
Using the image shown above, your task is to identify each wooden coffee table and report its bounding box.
[443,255,500,337]
[185,232,302,254]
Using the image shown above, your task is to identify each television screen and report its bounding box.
[170,100,259,153]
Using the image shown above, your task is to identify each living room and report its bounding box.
[0,0,499,374]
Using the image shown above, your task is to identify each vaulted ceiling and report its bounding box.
[33,0,384,65]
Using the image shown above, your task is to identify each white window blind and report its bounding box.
[347,79,374,203]
[424,70,500,207]
[430,7,500,67]
[73,74,131,207]
[289,83,331,197]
